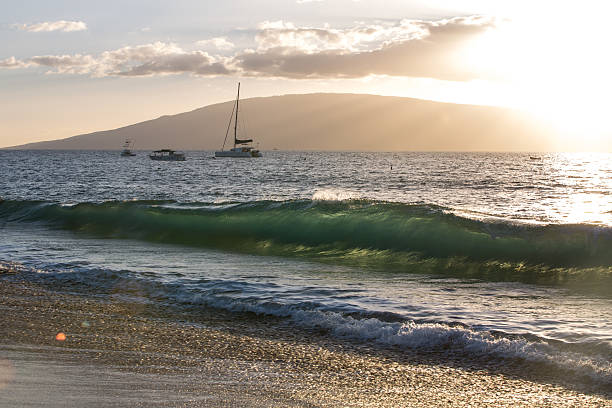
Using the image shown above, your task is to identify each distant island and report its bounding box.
[5,93,556,151]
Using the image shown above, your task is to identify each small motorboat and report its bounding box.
[120,140,136,157]
[149,149,186,161]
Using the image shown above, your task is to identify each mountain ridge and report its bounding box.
[5,93,556,151]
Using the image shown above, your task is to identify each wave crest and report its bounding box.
[2,198,612,290]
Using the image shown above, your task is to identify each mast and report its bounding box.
[233,82,240,148]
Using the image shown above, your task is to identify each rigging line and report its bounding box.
[234,82,240,147]
[221,99,236,151]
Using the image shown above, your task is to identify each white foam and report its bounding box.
[179,292,612,385]
[29,267,612,386]
[312,189,359,201]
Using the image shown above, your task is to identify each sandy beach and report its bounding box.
[0,277,609,408]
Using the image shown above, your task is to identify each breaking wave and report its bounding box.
[1,198,611,290]
[2,260,610,387]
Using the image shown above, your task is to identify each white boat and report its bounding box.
[215,83,262,158]
[149,149,185,161]
[120,140,136,157]
[215,146,261,158]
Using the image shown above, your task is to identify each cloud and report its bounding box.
[237,16,495,80]
[29,54,96,74]
[254,19,427,53]
[18,20,87,32]
[196,37,235,50]
[100,42,234,76]
[0,57,31,68]
[1,16,495,81]
[2,42,233,77]
[107,45,233,77]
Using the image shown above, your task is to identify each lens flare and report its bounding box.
[0,359,14,390]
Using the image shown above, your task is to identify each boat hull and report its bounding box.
[215,150,262,158]
[149,155,185,161]
[149,149,186,161]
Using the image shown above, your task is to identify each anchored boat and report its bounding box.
[120,140,136,157]
[215,83,262,158]
[149,149,185,161]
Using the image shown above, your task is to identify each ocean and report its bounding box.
[1,150,611,392]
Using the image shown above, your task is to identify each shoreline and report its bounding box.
[1,278,610,407]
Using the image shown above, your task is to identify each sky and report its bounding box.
[1,0,611,150]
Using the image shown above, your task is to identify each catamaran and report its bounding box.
[215,83,262,158]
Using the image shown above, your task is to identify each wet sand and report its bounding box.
[0,278,610,407]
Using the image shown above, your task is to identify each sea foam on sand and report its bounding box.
[0,278,609,407]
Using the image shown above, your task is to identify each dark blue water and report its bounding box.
[1,150,611,386]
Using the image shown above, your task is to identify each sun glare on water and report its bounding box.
[545,153,612,225]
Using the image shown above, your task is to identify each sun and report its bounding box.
[455,2,612,147]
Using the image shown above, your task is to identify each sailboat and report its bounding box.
[215,83,262,158]
[120,139,136,156]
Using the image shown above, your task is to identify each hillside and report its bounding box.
[7,93,555,151]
